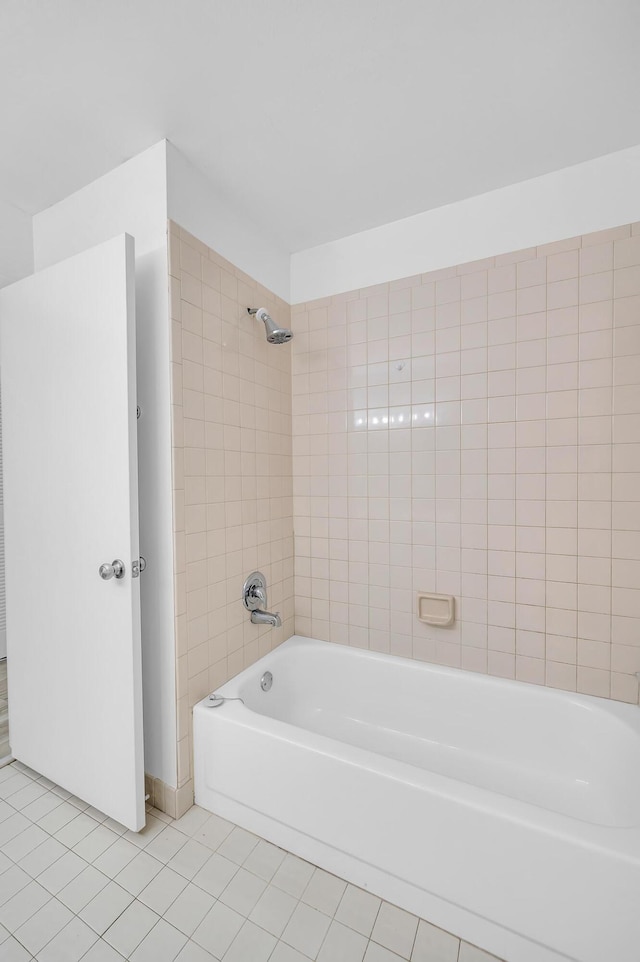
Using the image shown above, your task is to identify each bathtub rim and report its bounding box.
[204,635,640,840]
[217,634,640,735]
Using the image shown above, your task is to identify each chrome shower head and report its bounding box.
[248,307,293,344]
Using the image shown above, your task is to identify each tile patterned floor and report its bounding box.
[0,761,503,962]
[0,660,9,761]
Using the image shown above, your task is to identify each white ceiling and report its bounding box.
[2,0,640,253]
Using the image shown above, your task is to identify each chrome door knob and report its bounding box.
[99,560,125,580]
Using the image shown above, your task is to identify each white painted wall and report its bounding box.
[32,141,177,787]
[0,198,33,289]
[166,142,291,301]
[291,144,640,302]
[33,142,168,267]
[0,199,31,667]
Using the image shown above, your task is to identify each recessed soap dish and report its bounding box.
[417,592,455,627]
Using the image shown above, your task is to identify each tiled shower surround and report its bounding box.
[168,222,294,798]
[167,219,640,808]
[291,223,640,704]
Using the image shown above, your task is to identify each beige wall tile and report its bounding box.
[292,223,640,707]
[168,221,295,791]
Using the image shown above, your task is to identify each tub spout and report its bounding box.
[250,609,282,627]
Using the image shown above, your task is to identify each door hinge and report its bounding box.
[132,556,147,578]
[136,405,141,419]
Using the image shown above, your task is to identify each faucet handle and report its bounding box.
[242,571,268,612]
[252,585,267,608]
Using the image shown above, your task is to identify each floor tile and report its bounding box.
[0,772,31,798]
[216,826,259,865]
[145,827,188,864]
[19,838,67,879]
[243,839,286,881]
[6,781,47,812]
[21,793,62,824]
[172,807,211,838]
[54,812,100,848]
[163,883,216,936]
[125,814,166,849]
[93,838,140,879]
[192,900,243,958]
[411,919,459,962]
[335,885,382,938]
[282,901,332,958]
[103,817,128,837]
[301,867,347,916]
[103,900,159,957]
[0,880,51,931]
[371,902,419,959]
[0,812,30,846]
[79,880,134,935]
[50,785,72,802]
[167,838,211,880]
[8,762,34,779]
[146,807,173,824]
[4,825,49,863]
[129,918,188,962]
[73,825,121,863]
[57,866,110,914]
[0,934,33,961]
[37,801,79,835]
[271,854,315,898]
[0,864,31,907]
[317,919,368,962]
[364,944,406,962]
[192,853,238,898]
[223,918,277,962]
[36,915,98,962]
[269,943,313,962]
[79,938,127,961]
[191,813,233,852]
[114,851,163,896]
[174,941,219,962]
[138,866,188,915]
[249,883,297,938]
[219,866,266,915]
[13,897,73,956]
[35,777,55,790]
[37,851,87,896]
[0,769,501,962]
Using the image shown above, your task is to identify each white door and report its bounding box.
[0,234,145,831]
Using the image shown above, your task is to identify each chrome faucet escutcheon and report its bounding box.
[242,571,282,628]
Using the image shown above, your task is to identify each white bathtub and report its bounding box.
[194,636,640,962]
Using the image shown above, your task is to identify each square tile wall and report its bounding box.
[168,222,295,790]
[291,223,640,704]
